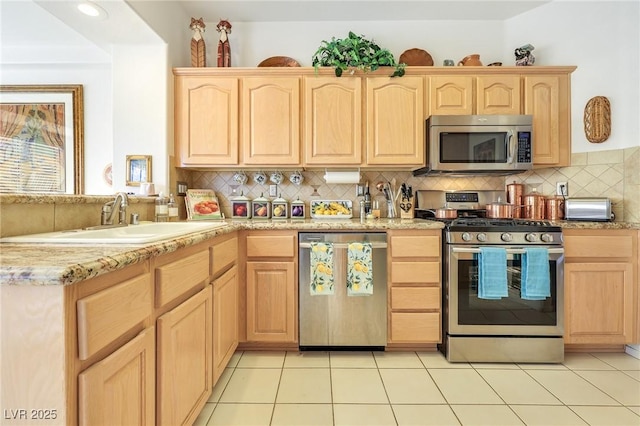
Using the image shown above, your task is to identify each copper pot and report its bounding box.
[506,181,524,218]
[545,196,565,220]
[427,208,458,219]
[524,189,546,219]
[485,200,517,218]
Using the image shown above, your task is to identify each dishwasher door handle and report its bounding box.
[299,241,388,249]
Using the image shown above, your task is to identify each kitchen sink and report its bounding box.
[0,221,229,244]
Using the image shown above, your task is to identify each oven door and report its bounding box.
[447,246,564,336]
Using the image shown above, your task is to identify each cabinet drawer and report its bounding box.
[156,250,209,308]
[390,312,440,343]
[391,287,440,310]
[564,233,634,259]
[211,236,237,276]
[246,234,296,258]
[77,273,152,360]
[391,261,440,284]
[391,235,440,258]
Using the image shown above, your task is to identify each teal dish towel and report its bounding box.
[478,247,508,299]
[521,247,550,300]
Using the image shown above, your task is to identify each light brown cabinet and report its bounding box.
[212,265,238,384]
[157,287,212,426]
[387,230,442,347]
[427,70,573,167]
[524,74,571,167]
[564,229,638,346]
[303,76,362,165]
[242,77,301,165]
[365,76,425,166]
[244,231,298,344]
[174,67,574,169]
[78,327,155,426]
[174,75,239,166]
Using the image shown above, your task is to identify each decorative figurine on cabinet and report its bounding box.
[216,19,232,67]
[189,17,206,67]
[515,44,535,66]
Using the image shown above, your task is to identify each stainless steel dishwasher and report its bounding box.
[299,232,387,349]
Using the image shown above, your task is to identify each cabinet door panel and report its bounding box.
[155,250,209,308]
[391,235,440,258]
[429,76,473,115]
[565,263,634,344]
[366,76,425,166]
[477,75,521,114]
[246,262,296,342]
[213,265,239,385]
[304,77,362,165]
[175,77,239,165]
[157,287,212,426]
[242,77,300,165]
[524,74,570,166]
[78,327,155,426]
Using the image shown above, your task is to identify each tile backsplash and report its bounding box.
[184,146,639,222]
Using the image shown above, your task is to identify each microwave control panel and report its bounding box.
[517,131,532,163]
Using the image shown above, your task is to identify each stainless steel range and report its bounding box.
[416,190,565,363]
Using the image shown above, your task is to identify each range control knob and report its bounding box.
[461,232,473,242]
[540,233,554,243]
[525,233,538,242]
[477,233,487,242]
[501,233,513,242]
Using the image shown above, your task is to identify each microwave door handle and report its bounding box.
[506,130,515,164]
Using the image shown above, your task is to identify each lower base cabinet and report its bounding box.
[156,287,212,426]
[213,265,239,384]
[78,327,155,426]
[564,229,638,346]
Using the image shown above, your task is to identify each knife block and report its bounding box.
[399,196,414,219]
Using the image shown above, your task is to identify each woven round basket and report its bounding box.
[584,96,611,143]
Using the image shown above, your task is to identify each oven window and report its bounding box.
[457,255,558,326]
[440,132,509,163]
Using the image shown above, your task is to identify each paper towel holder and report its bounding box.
[323,168,361,184]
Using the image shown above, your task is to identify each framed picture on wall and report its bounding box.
[126,155,152,186]
[0,84,84,194]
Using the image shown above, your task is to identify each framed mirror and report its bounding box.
[0,84,84,194]
[126,155,151,186]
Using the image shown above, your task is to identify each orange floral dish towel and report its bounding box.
[347,242,373,296]
[310,242,334,295]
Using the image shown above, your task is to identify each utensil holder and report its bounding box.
[387,200,397,218]
[399,196,415,219]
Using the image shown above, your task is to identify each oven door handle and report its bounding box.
[452,247,564,255]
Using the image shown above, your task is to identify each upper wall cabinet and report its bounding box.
[242,77,301,165]
[366,76,425,167]
[174,66,575,169]
[175,76,239,166]
[303,77,362,165]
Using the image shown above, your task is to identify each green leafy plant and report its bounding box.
[312,31,405,77]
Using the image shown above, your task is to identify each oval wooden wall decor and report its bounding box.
[584,96,611,143]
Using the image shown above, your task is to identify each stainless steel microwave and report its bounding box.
[413,115,533,176]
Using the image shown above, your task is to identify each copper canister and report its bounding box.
[545,196,565,220]
[506,181,524,218]
[523,189,546,219]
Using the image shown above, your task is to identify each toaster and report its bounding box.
[564,198,614,221]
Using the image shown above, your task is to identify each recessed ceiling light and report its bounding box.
[77,2,108,19]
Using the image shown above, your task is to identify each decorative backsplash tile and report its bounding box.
[181,147,638,222]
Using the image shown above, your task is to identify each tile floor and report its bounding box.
[194,350,640,426]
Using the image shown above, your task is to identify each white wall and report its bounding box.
[208,20,507,69]
[505,1,640,152]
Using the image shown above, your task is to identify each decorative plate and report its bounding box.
[257,56,301,67]
[311,200,353,219]
[399,48,434,66]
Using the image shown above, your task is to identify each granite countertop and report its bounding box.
[0,218,442,286]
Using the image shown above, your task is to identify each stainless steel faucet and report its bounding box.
[101,192,129,226]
